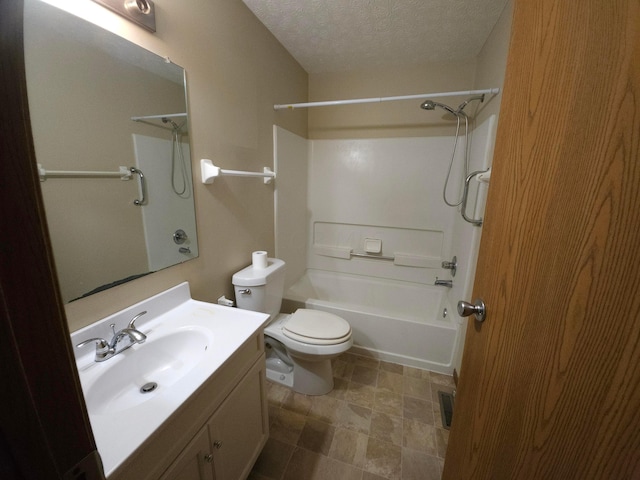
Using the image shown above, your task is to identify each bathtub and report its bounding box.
[281,269,459,374]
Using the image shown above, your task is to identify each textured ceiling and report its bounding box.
[242,0,509,74]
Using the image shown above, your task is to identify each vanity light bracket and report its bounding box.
[92,0,156,33]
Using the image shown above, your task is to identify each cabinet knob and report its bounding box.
[213,441,223,449]
[204,453,213,463]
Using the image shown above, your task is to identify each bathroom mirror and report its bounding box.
[24,0,199,303]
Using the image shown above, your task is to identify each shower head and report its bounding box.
[162,117,181,131]
[420,100,458,116]
[456,94,485,113]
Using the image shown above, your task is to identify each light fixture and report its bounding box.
[91,0,156,32]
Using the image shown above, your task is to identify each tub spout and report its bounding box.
[435,278,453,288]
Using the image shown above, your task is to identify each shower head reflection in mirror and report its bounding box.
[162,117,191,198]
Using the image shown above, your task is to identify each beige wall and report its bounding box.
[306,1,514,141]
[40,0,308,331]
[308,62,478,139]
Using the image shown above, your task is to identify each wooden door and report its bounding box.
[1,0,103,478]
[443,1,640,479]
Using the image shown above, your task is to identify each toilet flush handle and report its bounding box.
[238,288,251,295]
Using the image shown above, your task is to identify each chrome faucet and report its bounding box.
[76,311,148,362]
[435,278,453,288]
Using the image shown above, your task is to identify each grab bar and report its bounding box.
[460,169,489,226]
[130,167,147,206]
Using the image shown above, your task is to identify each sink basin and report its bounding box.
[70,282,270,477]
[82,327,213,415]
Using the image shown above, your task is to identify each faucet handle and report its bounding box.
[77,337,107,348]
[76,337,110,354]
[128,310,147,329]
[76,337,114,362]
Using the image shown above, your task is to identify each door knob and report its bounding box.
[457,299,486,322]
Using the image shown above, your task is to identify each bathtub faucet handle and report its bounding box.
[441,256,457,277]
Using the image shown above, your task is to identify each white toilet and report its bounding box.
[233,258,352,395]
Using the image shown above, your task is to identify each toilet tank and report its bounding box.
[232,258,286,319]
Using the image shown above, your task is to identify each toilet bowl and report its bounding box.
[232,258,352,395]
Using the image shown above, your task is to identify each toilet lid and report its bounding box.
[283,309,352,345]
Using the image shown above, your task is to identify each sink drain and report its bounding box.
[140,382,158,394]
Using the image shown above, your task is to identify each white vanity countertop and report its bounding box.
[70,282,269,477]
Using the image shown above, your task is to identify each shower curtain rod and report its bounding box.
[274,88,500,110]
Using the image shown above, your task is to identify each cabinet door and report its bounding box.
[208,359,268,480]
[160,426,215,480]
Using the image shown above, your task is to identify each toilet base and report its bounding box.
[265,356,335,395]
[265,356,293,374]
[291,357,334,395]
[266,367,294,389]
[262,315,352,396]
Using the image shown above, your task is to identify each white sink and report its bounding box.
[82,327,213,415]
[70,282,269,477]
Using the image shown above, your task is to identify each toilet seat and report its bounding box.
[282,309,352,345]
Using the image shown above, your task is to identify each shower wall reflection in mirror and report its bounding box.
[24,0,198,303]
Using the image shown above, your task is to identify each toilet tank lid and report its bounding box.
[232,258,285,287]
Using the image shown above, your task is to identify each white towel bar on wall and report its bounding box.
[200,159,275,185]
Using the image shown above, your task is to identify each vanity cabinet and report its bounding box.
[207,358,268,479]
[160,427,214,480]
[161,358,268,480]
[110,333,268,480]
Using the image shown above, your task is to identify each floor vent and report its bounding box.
[437,391,455,430]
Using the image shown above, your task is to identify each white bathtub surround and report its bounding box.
[273,125,309,287]
[447,114,497,371]
[274,117,495,375]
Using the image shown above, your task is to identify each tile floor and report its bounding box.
[248,352,456,480]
